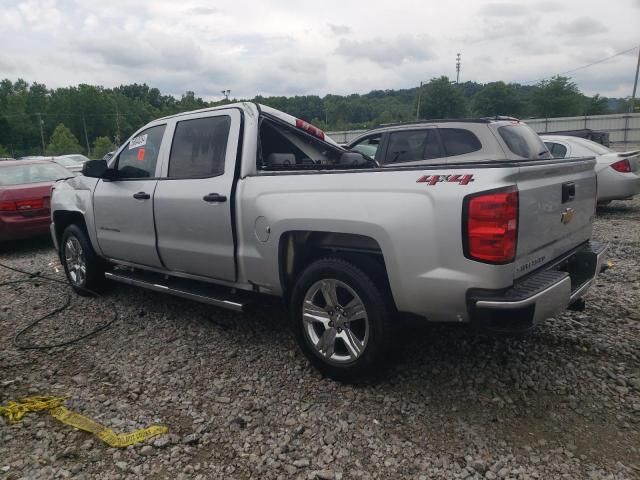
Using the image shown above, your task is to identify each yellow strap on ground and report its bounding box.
[0,396,167,448]
[0,396,68,422]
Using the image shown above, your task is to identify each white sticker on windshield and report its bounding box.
[129,134,147,150]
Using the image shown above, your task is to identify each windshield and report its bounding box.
[498,124,551,159]
[0,163,71,186]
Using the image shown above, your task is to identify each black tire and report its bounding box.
[60,224,106,296]
[290,257,395,381]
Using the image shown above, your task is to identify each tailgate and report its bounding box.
[515,158,597,279]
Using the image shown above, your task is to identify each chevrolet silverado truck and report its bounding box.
[50,104,607,379]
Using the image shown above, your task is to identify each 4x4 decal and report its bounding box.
[416,174,475,186]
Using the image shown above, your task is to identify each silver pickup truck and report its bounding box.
[50,103,607,379]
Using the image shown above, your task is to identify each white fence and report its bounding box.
[327,113,640,148]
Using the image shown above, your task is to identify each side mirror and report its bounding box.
[82,159,117,180]
[82,159,107,177]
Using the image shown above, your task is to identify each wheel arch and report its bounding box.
[278,230,393,305]
[53,210,89,250]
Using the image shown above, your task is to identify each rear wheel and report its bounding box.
[60,224,106,295]
[290,257,394,381]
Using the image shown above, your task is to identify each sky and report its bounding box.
[0,0,639,101]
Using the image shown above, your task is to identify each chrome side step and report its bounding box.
[104,271,247,312]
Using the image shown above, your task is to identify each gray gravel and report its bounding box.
[1,197,639,480]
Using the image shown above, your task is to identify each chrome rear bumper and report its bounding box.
[469,241,608,333]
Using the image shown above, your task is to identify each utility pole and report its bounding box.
[630,46,640,113]
[114,102,121,146]
[416,81,424,120]
[36,113,45,154]
[82,114,91,157]
[456,53,461,85]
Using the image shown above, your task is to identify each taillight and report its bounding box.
[611,159,631,173]
[16,198,44,210]
[0,199,45,212]
[0,201,16,212]
[464,188,518,264]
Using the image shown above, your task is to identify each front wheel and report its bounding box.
[60,224,106,295]
[290,257,395,381]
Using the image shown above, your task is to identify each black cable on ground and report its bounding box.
[0,261,118,350]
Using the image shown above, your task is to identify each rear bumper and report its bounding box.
[468,241,607,333]
[597,169,640,202]
[0,212,51,241]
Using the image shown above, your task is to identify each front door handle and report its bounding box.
[133,192,150,200]
[203,193,227,203]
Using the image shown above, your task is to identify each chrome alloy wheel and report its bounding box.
[64,236,87,286]
[302,279,369,364]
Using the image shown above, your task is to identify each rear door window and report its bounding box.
[117,125,166,178]
[384,129,443,164]
[498,124,550,159]
[439,128,482,157]
[168,116,231,178]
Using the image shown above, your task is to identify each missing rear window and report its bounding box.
[258,119,342,170]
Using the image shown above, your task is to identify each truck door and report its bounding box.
[93,124,167,268]
[153,109,241,281]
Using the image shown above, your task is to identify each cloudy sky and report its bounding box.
[1,0,639,100]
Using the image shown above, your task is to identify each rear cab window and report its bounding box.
[498,123,551,160]
[259,118,343,170]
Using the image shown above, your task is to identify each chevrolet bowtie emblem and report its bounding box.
[561,208,574,224]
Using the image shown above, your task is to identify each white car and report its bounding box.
[53,154,90,173]
[541,135,640,204]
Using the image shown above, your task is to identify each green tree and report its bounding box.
[418,76,467,119]
[471,82,522,117]
[46,123,82,155]
[530,76,583,117]
[92,136,115,159]
[0,144,10,157]
[583,94,609,115]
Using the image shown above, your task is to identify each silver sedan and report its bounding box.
[541,135,640,204]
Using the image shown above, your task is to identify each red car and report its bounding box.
[0,160,73,242]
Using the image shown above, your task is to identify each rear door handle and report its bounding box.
[203,193,227,203]
[562,182,575,203]
[133,192,150,200]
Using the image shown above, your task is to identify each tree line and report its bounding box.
[0,76,632,158]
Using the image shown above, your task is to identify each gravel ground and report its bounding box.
[1,198,639,480]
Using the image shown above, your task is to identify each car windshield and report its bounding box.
[0,163,71,186]
[571,138,612,155]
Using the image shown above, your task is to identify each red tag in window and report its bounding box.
[137,148,145,161]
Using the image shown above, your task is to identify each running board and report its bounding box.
[104,271,248,312]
